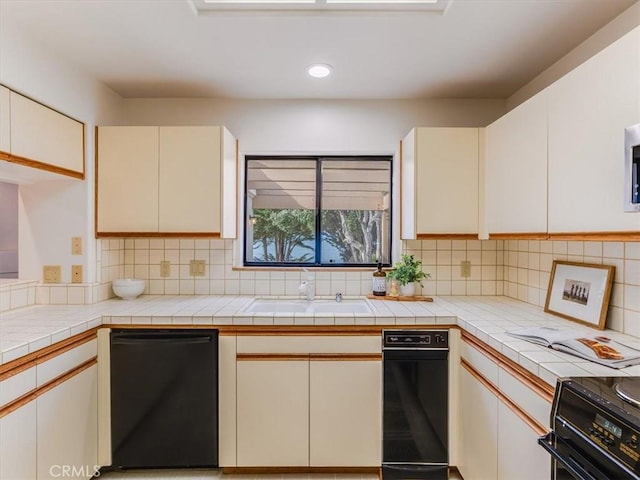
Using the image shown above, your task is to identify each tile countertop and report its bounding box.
[2,295,640,386]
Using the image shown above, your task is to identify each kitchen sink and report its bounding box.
[244,298,372,314]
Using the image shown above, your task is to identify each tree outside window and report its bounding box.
[245,156,391,267]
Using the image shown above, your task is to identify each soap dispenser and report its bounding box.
[372,263,387,297]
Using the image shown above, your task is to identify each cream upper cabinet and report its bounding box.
[547,26,640,233]
[9,91,84,177]
[402,127,479,238]
[0,85,10,154]
[96,125,237,236]
[97,126,160,233]
[484,90,549,237]
[159,126,221,232]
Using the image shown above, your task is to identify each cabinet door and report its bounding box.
[415,128,479,235]
[0,85,10,154]
[309,359,381,466]
[10,91,84,175]
[158,126,221,233]
[485,91,548,235]
[0,401,37,480]
[218,336,237,467]
[96,126,159,233]
[221,127,238,239]
[400,128,417,239]
[548,26,640,233]
[37,366,98,480]
[458,366,498,480]
[497,401,550,480]
[236,359,309,466]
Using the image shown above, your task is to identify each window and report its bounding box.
[244,156,392,267]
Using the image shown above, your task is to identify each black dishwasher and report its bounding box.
[110,329,218,469]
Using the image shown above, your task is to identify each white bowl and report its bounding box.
[112,278,146,300]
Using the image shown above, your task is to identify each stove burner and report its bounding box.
[615,378,640,408]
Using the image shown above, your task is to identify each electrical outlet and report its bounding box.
[160,260,171,277]
[460,260,471,278]
[71,236,82,255]
[190,260,206,276]
[43,265,62,284]
[71,265,83,284]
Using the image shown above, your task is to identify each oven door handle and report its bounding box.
[538,432,599,480]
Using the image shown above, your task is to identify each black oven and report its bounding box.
[539,377,640,480]
[382,330,448,480]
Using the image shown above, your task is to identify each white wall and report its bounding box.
[508,1,640,110]
[0,25,123,283]
[0,182,18,277]
[122,98,506,153]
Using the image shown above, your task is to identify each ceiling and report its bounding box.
[0,0,636,100]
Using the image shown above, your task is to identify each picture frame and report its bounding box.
[544,260,615,330]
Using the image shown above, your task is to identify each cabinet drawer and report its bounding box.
[236,335,381,354]
[36,339,97,387]
[461,338,499,386]
[498,365,551,430]
[0,367,36,407]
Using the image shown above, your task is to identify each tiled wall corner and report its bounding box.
[403,239,504,296]
[502,240,640,337]
[0,280,37,313]
[98,238,125,302]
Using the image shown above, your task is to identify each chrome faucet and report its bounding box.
[335,292,343,303]
[299,269,315,301]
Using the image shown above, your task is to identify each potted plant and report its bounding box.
[387,253,430,296]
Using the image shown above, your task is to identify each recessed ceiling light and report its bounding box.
[307,64,333,78]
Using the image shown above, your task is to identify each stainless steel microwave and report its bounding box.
[625,123,640,212]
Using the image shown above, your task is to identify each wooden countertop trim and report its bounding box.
[461,359,548,437]
[0,357,96,418]
[106,324,456,336]
[461,330,554,400]
[0,328,98,380]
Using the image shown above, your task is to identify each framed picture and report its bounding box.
[544,261,615,330]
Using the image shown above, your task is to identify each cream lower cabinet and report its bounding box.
[234,335,382,468]
[236,358,310,466]
[37,365,98,480]
[497,401,550,480]
[401,127,480,238]
[0,401,37,480]
[458,334,552,480]
[458,366,498,480]
[97,125,237,236]
[309,359,382,466]
[0,337,98,480]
